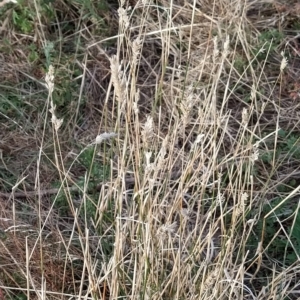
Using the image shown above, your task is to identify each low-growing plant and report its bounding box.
[254,29,283,61]
[52,146,111,219]
[260,130,300,164]
[246,197,300,266]
[11,0,55,34]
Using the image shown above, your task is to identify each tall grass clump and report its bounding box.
[1,0,300,299]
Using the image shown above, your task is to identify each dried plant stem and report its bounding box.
[0,177,135,199]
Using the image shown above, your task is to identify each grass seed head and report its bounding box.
[142,115,154,147]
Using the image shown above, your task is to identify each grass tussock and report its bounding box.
[1,0,300,299]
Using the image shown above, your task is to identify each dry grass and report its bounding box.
[1,0,300,299]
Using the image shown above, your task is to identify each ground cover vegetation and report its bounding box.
[1,0,300,299]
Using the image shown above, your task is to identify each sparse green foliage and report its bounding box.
[254,29,284,61]
[11,0,55,34]
[52,146,111,219]
[12,4,34,34]
[247,197,300,266]
[261,131,300,164]
[78,147,110,183]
